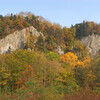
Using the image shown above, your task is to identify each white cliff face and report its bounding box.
[56,46,64,55]
[2,26,99,56]
[0,26,43,54]
[81,34,100,56]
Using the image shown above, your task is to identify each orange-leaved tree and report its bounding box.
[15,65,34,89]
[60,52,84,68]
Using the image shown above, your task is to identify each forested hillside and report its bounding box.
[73,21,100,39]
[0,12,100,100]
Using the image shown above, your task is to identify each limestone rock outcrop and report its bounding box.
[1,26,99,56]
[55,46,64,55]
[81,34,100,56]
[0,26,43,54]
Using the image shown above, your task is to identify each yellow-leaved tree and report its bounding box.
[60,52,85,68]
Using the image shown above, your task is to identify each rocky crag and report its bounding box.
[0,26,43,54]
[0,26,99,56]
[81,34,100,56]
[0,26,64,55]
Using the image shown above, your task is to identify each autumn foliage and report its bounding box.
[0,13,100,99]
[60,52,85,68]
